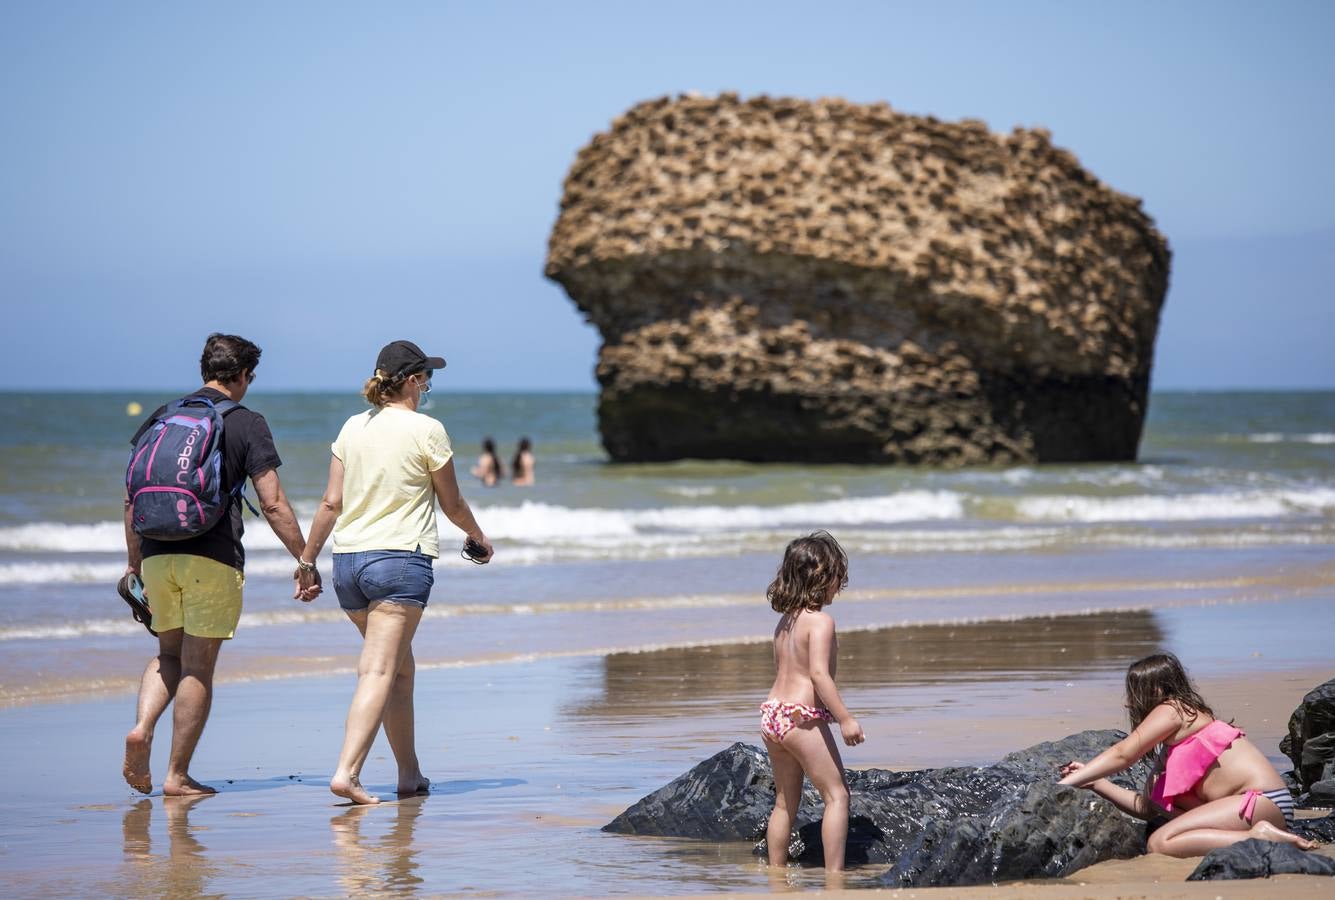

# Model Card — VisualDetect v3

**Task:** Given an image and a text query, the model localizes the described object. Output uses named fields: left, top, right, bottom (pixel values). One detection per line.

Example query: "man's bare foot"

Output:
left=162, top=774, right=217, bottom=797
left=1250, top=820, right=1316, bottom=850
left=396, top=773, right=429, bottom=795
left=123, top=728, right=153, bottom=794
left=331, top=773, right=380, bottom=805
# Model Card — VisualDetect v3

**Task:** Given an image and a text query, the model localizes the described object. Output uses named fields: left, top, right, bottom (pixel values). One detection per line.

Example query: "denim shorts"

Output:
left=333, top=548, right=435, bottom=611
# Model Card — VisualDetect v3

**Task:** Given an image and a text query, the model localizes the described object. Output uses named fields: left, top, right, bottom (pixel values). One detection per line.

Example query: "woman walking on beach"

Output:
left=760, top=531, right=865, bottom=873
left=1058, top=652, right=1314, bottom=857
left=296, top=340, right=493, bottom=805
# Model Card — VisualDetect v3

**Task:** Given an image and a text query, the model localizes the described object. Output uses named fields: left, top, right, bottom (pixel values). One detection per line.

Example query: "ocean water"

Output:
left=0, top=390, right=1332, bottom=701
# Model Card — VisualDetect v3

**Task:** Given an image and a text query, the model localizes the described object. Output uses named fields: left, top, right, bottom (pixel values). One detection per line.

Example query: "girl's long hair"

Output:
left=766, top=531, right=848, bottom=615
left=1126, top=652, right=1215, bottom=804
left=511, top=437, right=531, bottom=480
left=1124, top=652, right=1214, bottom=730
left=481, top=437, right=504, bottom=479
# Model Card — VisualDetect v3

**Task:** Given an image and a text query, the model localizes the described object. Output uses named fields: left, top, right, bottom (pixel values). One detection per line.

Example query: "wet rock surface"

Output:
left=1281, top=678, right=1335, bottom=806
left=604, top=730, right=1151, bottom=887
left=547, top=93, right=1170, bottom=465
left=1186, top=838, right=1335, bottom=880
left=1294, top=812, right=1335, bottom=844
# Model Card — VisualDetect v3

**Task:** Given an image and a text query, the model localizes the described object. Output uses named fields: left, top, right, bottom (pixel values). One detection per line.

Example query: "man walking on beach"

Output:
left=121, top=333, right=315, bottom=795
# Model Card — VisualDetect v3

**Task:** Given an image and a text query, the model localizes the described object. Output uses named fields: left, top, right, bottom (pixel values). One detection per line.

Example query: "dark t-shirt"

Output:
left=129, top=388, right=282, bottom=572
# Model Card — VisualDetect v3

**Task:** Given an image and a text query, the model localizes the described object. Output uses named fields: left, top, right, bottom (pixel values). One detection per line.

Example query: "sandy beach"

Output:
left=1, top=592, right=1330, bottom=897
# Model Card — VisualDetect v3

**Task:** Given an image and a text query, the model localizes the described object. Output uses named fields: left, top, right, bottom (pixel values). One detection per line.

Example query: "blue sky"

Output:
left=2, top=1, right=1332, bottom=390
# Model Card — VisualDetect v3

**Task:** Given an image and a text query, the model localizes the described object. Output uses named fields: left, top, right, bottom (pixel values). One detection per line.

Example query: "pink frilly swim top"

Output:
left=1150, top=719, right=1243, bottom=811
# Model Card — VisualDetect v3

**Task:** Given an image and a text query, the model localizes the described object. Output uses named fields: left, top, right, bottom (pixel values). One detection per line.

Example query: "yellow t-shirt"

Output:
left=330, top=408, right=454, bottom=557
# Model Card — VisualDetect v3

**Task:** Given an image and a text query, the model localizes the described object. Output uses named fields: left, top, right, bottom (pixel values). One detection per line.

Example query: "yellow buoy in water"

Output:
left=126, top=402, right=143, bottom=416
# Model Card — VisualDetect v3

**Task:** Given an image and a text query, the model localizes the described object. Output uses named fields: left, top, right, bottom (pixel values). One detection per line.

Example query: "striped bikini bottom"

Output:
left=1239, top=787, right=1296, bottom=828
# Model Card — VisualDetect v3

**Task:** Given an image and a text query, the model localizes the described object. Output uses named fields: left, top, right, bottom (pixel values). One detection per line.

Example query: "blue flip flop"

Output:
left=117, top=574, right=158, bottom=636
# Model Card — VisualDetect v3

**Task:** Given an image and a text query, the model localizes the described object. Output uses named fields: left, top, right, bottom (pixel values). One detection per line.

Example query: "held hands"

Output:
left=293, top=563, right=322, bottom=602
left=840, top=717, right=866, bottom=747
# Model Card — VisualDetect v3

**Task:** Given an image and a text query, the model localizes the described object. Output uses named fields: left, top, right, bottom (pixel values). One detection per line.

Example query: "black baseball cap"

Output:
left=376, top=340, right=447, bottom=379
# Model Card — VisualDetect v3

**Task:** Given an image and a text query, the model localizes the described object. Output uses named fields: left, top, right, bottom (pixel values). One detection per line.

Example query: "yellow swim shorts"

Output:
left=140, top=555, right=245, bottom=639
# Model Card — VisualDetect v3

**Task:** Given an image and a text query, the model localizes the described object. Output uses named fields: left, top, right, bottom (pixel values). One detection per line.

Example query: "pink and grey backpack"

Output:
left=125, top=395, right=253, bottom=540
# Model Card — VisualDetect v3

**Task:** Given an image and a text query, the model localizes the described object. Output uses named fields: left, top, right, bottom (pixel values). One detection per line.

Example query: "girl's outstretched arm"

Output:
left=1058, top=703, right=1181, bottom=787
left=1058, top=762, right=1157, bottom=820
left=807, top=614, right=865, bottom=746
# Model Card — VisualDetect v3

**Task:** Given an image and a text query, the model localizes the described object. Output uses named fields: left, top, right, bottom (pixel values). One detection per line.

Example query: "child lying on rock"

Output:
left=1058, top=652, right=1314, bottom=857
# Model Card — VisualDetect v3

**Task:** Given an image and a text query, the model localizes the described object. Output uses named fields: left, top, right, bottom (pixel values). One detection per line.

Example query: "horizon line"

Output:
left=1, top=385, right=1333, bottom=395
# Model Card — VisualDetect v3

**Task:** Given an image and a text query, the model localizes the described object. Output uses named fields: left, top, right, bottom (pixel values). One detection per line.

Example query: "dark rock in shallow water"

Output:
left=605, top=730, right=1151, bottom=887
left=1186, top=839, right=1335, bottom=880
left=603, top=742, right=799, bottom=841
left=1281, top=678, right=1335, bottom=792
left=883, top=779, right=1147, bottom=887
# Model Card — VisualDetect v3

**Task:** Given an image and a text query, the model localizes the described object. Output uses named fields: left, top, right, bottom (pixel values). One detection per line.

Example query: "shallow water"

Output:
left=3, top=543, right=1331, bottom=708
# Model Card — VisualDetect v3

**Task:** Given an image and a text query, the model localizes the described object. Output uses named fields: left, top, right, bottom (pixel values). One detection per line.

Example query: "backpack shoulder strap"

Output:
left=208, top=399, right=259, bottom=516
left=174, top=394, right=246, bottom=417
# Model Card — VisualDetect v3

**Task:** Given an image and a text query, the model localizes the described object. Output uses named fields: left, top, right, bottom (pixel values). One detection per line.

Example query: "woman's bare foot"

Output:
left=331, top=772, right=380, bottom=805
left=1250, top=820, right=1315, bottom=850
left=162, top=774, right=217, bottom=797
left=122, top=728, right=153, bottom=794
left=396, top=772, right=430, bottom=795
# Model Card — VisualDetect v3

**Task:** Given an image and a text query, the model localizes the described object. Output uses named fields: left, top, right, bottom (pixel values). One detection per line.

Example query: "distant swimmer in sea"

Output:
left=511, top=437, right=535, bottom=486
left=1058, top=652, right=1314, bottom=857
left=760, top=532, right=865, bottom=874
left=296, top=340, right=493, bottom=805
left=471, top=437, right=504, bottom=487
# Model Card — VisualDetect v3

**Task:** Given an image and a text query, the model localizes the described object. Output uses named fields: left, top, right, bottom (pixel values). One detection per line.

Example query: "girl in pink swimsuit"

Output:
left=1058, top=653, right=1314, bottom=857
left=760, top=531, right=866, bottom=874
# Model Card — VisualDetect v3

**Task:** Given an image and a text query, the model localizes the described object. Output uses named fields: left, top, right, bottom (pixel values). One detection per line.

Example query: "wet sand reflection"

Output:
left=330, top=798, right=426, bottom=896
left=567, top=609, right=1162, bottom=720
left=117, top=795, right=219, bottom=898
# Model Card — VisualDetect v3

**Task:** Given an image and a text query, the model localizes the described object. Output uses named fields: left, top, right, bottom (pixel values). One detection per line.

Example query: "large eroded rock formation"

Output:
left=546, top=94, right=1170, bottom=464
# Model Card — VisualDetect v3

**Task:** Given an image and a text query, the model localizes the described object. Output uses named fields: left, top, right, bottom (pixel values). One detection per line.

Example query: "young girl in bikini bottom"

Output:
left=760, top=531, right=866, bottom=872
left=1058, top=652, right=1314, bottom=857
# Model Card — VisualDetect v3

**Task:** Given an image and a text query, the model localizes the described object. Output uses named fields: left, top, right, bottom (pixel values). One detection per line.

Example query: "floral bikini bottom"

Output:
left=760, top=699, right=834, bottom=742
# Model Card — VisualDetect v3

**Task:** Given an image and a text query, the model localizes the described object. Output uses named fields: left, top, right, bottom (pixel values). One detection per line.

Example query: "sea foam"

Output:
left=1, top=487, right=1331, bottom=586
left=1015, top=488, right=1335, bottom=522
